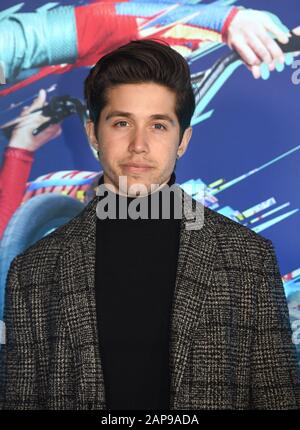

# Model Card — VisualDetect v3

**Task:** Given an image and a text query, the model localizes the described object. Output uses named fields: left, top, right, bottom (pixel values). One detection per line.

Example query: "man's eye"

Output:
left=153, top=123, right=167, bottom=130
left=113, top=121, right=166, bottom=130
left=114, top=121, right=128, bottom=127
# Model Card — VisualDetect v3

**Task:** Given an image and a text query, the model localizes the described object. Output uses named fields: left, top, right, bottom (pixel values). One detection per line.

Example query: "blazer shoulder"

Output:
left=203, top=204, right=272, bottom=256
left=9, top=197, right=96, bottom=283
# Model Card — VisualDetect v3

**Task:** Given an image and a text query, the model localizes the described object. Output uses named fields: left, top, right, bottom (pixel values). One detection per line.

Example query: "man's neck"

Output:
left=98, top=172, right=176, bottom=199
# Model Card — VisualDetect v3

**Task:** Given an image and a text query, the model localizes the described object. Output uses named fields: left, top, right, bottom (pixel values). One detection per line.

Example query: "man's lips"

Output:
left=121, top=163, right=153, bottom=172
left=122, top=163, right=153, bottom=168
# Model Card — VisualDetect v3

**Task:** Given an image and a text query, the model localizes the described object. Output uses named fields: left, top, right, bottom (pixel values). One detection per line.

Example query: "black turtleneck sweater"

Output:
left=95, top=171, right=181, bottom=410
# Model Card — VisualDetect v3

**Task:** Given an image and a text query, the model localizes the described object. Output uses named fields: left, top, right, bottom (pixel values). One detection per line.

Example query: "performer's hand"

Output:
left=224, top=9, right=291, bottom=79
left=2, top=89, right=62, bottom=152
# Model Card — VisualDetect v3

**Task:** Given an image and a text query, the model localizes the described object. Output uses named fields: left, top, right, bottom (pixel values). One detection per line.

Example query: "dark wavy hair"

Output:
left=84, top=38, right=195, bottom=144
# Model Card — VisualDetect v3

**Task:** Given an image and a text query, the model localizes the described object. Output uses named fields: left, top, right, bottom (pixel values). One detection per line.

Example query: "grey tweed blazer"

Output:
left=1, top=186, right=300, bottom=410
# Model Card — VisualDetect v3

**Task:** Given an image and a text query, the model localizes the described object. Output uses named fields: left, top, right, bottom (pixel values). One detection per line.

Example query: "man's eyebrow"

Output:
left=105, top=111, right=176, bottom=126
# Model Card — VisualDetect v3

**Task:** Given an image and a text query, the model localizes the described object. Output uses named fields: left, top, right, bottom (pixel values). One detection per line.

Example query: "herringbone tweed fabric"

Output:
left=1, top=186, right=299, bottom=410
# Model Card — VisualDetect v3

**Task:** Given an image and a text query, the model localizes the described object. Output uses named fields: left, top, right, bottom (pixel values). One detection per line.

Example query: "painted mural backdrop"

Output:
left=0, top=0, right=300, bottom=366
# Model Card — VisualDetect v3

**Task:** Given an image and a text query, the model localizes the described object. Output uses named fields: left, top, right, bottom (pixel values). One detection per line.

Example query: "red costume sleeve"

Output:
left=74, top=3, right=139, bottom=67
left=221, top=7, right=240, bottom=44
left=0, top=147, right=34, bottom=239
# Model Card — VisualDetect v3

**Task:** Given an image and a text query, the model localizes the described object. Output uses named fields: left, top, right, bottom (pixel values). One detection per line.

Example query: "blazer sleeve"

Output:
left=250, top=239, right=300, bottom=409
left=0, top=256, right=41, bottom=410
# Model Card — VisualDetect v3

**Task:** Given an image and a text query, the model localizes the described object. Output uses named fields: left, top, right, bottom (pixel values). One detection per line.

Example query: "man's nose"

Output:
left=128, top=128, right=149, bottom=153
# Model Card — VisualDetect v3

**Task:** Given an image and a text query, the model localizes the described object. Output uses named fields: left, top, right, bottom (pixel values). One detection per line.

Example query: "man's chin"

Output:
left=121, top=182, right=158, bottom=198
left=117, top=176, right=162, bottom=197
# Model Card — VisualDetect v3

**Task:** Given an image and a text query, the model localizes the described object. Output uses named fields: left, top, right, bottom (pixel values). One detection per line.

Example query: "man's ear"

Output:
left=177, top=126, right=193, bottom=159
left=85, top=119, right=99, bottom=152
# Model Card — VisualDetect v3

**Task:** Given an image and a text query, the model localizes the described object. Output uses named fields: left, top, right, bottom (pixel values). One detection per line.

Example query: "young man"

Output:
left=1, top=38, right=300, bottom=410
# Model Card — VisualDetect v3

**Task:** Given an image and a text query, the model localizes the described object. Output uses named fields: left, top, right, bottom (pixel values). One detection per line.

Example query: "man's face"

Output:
left=86, top=82, right=192, bottom=196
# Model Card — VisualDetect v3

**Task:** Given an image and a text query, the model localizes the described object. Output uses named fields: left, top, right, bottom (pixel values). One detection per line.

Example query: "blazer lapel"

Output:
left=59, top=188, right=217, bottom=410
left=58, top=196, right=106, bottom=409
left=168, top=191, right=217, bottom=409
